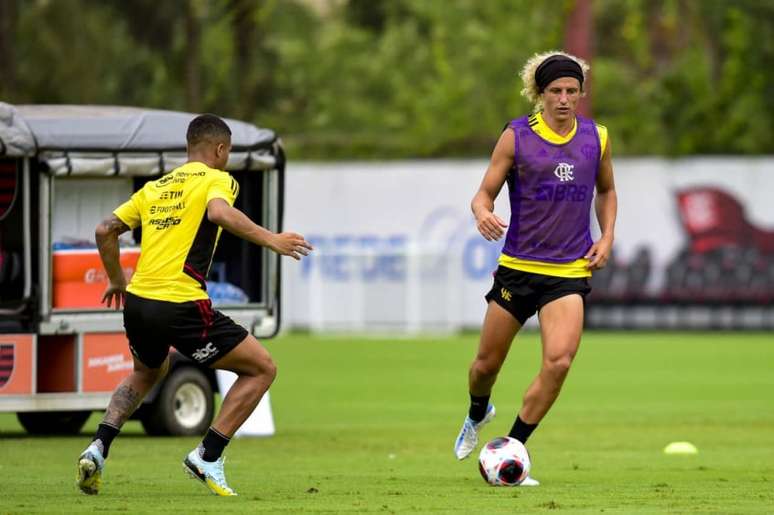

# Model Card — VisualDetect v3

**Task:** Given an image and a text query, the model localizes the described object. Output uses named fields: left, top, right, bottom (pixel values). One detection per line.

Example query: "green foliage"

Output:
left=12, top=0, right=171, bottom=107
left=1, top=0, right=773, bottom=158
left=594, top=0, right=774, bottom=155
left=266, top=0, right=562, bottom=158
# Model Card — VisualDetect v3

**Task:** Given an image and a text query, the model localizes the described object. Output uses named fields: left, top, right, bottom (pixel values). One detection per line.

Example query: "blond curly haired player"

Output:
left=454, top=51, right=617, bottom=486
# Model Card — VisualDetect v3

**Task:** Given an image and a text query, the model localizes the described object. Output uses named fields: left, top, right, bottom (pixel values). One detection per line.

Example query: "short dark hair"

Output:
left=186, top=114, right=232, bottom=147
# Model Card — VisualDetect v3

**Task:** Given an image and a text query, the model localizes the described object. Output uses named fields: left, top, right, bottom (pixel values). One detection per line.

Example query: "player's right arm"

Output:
left=471, top=128, right=514, bottom=241
left=206, top=199, right=313, bottom=260
left=96, top=192, right=141, bottom=309
left=95, top=214, right=132, bottom=309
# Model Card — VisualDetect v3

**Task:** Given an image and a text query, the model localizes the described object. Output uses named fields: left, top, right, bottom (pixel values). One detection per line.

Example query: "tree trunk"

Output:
left=564, top=0, right=593, bottom=117
left=231, top=0, right=257, bottom=118
left=646, top=0, right=673, bottom=74
left=185, top=0, right=202, bottom=111
left=0, top=0, right=17, bottom=97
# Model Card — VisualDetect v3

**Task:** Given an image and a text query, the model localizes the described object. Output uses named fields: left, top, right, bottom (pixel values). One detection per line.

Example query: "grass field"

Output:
left=1, top=331, right=772, bottom=513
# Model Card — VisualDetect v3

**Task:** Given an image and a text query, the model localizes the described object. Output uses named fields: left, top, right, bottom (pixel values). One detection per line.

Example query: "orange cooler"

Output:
left=52, top=248, right=140, bottom=309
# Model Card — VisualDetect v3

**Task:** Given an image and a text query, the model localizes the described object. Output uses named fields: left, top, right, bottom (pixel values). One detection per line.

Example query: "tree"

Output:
left=3, top=0, right=773, bottom=158
left=186, top=0, right=204, bottom=111
left=0, top=0, right=17, bottom=98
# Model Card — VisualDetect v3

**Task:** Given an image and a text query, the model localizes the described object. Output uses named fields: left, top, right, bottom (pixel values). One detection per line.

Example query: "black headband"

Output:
left=535, top=55, right=584, bottom=92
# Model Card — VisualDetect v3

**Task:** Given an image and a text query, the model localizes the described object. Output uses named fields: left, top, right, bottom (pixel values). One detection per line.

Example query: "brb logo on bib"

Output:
left=553, top=163, right=575, bottom=182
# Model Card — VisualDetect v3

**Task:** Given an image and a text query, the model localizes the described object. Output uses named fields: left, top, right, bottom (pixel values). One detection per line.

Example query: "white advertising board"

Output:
left=281, top=158, right=774, bottom=331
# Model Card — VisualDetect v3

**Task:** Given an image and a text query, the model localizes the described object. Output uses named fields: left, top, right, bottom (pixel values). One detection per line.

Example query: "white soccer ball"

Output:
left=478, top=436, right=531, bottom=486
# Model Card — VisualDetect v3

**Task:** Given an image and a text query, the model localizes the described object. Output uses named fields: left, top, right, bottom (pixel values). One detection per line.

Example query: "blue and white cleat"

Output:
left=454, top=404, right=496, bottom=460
left=183, top=448, right=238, bottom=496
left=77, top=442, right=105, bottom=495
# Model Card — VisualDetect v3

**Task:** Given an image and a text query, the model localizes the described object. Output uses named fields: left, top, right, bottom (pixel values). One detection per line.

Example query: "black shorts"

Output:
left=484, top=266, right=592, bottom=325
left=123, top=292, right=248, bottom=368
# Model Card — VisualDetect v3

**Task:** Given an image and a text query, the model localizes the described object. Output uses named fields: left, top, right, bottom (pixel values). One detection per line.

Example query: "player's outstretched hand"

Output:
left=585, top=236, right=613, bottom=270
left=102, top=282, right=127, bottom=310
left=270, top=232, right=314, bottom=260
left=476, top=212, right=508, bottom=241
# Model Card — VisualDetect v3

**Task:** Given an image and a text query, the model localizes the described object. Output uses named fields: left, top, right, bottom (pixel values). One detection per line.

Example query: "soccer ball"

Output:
left=478, top=436, right=531, bottom=486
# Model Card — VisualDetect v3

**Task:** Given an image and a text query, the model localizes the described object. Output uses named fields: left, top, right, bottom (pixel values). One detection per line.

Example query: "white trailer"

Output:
left=0, top=103, right=284, bottom=435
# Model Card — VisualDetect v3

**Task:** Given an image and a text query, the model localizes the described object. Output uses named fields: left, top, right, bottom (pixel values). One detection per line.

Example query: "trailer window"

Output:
left=50, top=178, right=136, bottom=310
left=210, top=170, right=265, bottom=305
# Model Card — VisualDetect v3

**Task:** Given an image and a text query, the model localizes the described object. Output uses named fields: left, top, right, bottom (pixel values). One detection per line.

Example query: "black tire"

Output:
left=16, top=411, right=92, bottom=435
left=140, top=366, right=214, bottom=436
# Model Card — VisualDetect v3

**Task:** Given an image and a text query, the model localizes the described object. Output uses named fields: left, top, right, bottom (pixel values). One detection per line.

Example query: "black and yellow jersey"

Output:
left=499, top=112, right=608, bottom=278
left=114, top=162, right=239, bottom=302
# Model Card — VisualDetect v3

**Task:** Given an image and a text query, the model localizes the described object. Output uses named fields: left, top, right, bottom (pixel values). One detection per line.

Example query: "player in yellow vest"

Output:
left=77, top=114, right=313, bottom=496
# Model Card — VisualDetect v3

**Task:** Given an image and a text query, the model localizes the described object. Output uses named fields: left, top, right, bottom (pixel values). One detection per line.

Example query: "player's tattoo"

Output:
left=102, top=383, right=142, bottom=427
left=98, top=215, right=131, bottom=236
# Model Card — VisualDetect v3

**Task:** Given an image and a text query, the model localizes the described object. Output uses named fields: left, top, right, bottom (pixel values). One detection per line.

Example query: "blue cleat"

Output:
left=454, top=404, right=496, bottom=460
left=77, top=442, right=105, bottom=495
left=183, top=447, right=237, bottom=496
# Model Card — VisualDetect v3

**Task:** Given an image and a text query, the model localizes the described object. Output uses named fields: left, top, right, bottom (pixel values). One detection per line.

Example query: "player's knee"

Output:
left=134, top=361, right=167, bottom=385
left=244, top=353, right=276, bottom=381
left=543, top=354, right=573, bottom=378
left=472, top=356, right=502, bottom=378
left=262, top=355, right=277, bottom=383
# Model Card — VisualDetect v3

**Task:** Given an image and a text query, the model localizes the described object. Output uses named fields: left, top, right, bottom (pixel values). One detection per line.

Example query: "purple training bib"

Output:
left=501, top=115, right=600, bottom=262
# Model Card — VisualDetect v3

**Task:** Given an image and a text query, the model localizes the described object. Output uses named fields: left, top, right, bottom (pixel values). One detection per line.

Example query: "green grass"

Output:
left=1, top=332, right=773, bottom=513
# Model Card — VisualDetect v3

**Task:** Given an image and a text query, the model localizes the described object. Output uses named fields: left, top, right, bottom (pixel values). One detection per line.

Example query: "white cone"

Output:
left=663, top=441, right=697, bottom=455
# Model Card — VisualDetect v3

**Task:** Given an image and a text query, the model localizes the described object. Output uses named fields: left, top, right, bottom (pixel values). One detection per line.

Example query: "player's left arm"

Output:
left=585, top=137, right=617, bottom=270
left=95, top=214, right=132, bottom=309
left=206, top=173, right=313, bottom=260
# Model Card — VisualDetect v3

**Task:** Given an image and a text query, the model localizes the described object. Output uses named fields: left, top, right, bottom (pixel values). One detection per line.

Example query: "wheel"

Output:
left=17, top=411, right=92, bottom=435
left=140, top=366, right=214, bottom=436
